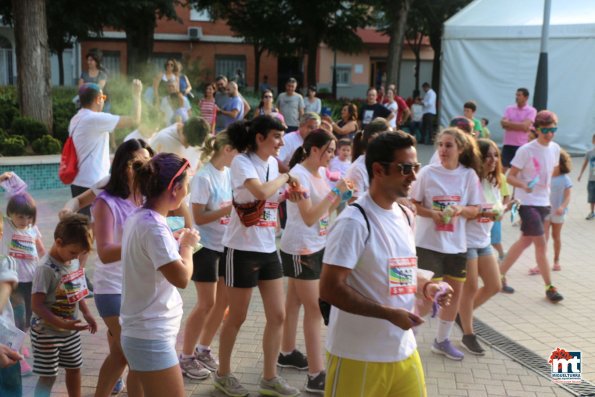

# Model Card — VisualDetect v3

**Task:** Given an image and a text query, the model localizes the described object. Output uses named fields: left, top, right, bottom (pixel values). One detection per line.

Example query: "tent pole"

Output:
left=534, top=0, right=551, bottom=111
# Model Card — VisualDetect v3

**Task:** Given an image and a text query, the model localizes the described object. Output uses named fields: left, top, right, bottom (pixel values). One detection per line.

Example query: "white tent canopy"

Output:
left=441, top=0, right=595, bottom=153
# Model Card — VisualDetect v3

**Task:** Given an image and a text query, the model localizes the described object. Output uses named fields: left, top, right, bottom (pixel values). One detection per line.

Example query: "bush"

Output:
left=10, top=116, right=49, bottom=142
left=0, top=101, right=19, bottom=130
left=32, top=134, right=62, bottom=155
left=0, top=135, right=28, bottom=156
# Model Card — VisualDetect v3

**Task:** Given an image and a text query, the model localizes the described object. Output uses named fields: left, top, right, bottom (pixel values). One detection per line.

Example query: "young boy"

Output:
left=577, top=133, right=595, bottom=219
left=463, top=101, right=483, bottom=138
left=30, top=214, right=97, bottom=397
left=499, top=110, right=564, bottom=302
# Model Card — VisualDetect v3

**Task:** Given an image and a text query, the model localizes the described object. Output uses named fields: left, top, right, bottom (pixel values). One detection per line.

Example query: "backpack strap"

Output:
left=350, top=203, right=370, bottom=243
left=397, top=203, right=412, bottom=226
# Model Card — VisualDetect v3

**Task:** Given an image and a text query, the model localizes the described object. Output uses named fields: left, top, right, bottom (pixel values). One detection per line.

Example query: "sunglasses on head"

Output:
left=380, top=162, right=421, bottom=176
left=538, top=127, right=557, bottom=134
left=167, top=159, right=191, bottom=191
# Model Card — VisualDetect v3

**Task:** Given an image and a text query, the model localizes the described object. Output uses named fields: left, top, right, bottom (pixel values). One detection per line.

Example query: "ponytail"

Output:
left=201, top=131, right=232, bottom=163
left=352, top=131, right=364, bottom=161
left=352, top=117, right=390, bottom=161
left=227, top=115, right=285, bottom=153
left=288, top=129, right=335, bottom=169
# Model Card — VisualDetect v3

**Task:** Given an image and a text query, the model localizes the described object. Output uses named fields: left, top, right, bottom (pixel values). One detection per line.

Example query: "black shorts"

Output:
left=417, top=247, right=467, bottom=282
left=280, top=249, right=324, bottom=280
left=222, top=248, right=283, bottom=288
left=191, top=247, right=224, bottom=282
left=519, top=205, right=550, bottom=236
left=501, top=145, right=519, bottom=168
left=588, top=180, right=595, bottom=203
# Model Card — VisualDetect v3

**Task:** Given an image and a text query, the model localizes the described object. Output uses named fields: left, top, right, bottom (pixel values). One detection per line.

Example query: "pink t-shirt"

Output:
left=502, top=104, right=537, bottom=146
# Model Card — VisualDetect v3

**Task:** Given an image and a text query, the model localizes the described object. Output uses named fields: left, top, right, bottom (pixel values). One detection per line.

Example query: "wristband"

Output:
left=340, top=189, right=353, bottom=203
left=326, top=190, right=339, bottom=203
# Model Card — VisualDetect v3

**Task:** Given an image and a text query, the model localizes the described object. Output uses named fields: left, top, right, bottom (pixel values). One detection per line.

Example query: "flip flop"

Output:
left=553, top=263, right=561, bottom=271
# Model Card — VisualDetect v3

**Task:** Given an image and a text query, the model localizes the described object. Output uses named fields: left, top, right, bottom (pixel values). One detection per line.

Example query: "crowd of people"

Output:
left=0, top=74, right=592, bottom=397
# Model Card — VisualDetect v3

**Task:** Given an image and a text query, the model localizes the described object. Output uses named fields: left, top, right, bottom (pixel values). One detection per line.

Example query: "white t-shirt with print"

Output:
left=322, top=193, right=417, bottom=363
left=120, top=208, right=183, bottom=340
left=222, top=153, right=280, bottom=253
left=0, top=217, right=42, bottom=283
left=190, top=162, right=232, bottom=252
left=70, top=108, right=120, bottom=187
left=280, top=164, right=331, bottom=255
left=278, top=131, right=304, bottom=167
left=466, top=180, right=501, bottom=249
left=346, top=155, right=369, bottom=199
left=510, top=140, right=560, bottom=206
left=411, top=163, right=481, bottom=254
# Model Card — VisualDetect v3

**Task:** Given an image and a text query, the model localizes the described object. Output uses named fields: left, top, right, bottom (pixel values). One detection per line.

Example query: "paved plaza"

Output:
left=11, top=144, right=594, bottom=396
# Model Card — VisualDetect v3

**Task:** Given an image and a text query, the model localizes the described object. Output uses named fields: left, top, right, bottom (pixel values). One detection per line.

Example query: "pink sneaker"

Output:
left=553, top=263, right=561, bottom=271
left=528, top=267, right=540, bottom=275
left=20, top=359, right=33, bottom=375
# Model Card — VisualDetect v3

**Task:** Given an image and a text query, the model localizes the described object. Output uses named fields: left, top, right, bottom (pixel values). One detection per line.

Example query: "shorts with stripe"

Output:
left=325, top=350, right=426, bottom=397
left=222, top=248, right=283, bottom=288
left=280, top=249, right=324, bottom=280
left=30, top=329, right=82, bottom=376
left=416, top=247, right=467, bottom=282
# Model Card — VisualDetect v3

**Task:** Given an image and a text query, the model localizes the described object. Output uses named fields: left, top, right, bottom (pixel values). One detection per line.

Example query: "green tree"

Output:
left=104, top=0, right=181, bottom=77
left=411, top=0, right=472, bottom=93
left=190, top=0, right=291, bottom=91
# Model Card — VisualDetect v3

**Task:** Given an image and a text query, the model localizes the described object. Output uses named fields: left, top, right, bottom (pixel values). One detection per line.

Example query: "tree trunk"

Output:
left=124, top=13, right=156, bottom=78
left=428, top=29, right=442, bottom=94
left=386, top=0, right=411, bottom=89
left=253, top=45, right=263, bottom=93
left=57, top=49, right=64, bottom=86
left=306, top=43, right=317, bottom=88
left=12, top=0, right=53, bottom=132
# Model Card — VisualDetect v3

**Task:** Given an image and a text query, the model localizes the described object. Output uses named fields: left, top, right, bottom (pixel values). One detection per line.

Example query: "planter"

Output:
left=0, top=155, right=65, bottom=191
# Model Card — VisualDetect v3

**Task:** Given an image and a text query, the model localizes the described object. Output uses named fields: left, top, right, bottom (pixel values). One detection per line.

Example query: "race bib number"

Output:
left=478, top=204, right=493, bottom=223
left=319, top=215, right=329, bottom=236
left=388, top=257, right=417, bottom=296
left=8, top=233, right=36, bottom=261
left=432, top=195, right=461, bottom=232
left=219, top=200, right=231, bottom=225
left=61, top=269, right=89, bottom=303
left=257, top=202, right=279, bottom=227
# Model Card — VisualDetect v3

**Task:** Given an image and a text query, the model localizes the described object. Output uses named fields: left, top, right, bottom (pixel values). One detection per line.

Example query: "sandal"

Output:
left=528, top=267, right=540, bottom=275
left=553, top=263, right=561, bottom=271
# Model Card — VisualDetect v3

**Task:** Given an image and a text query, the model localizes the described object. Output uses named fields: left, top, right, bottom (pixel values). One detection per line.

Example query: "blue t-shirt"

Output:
left=222, top=96, right=243, bottom=128
left=550, top=174, right=572, bottom=212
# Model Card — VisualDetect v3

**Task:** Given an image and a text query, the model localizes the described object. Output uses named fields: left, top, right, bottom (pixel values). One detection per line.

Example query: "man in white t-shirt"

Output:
left=320, top=131, right=452, bottom=397
left=420, top=82, right=436, bottom=145
left=69, top=81, right=142, bottom=216
left=499, top=110, right=564, bottom=303
left=277, top=112, right=321, bottom=173
left=150, top=117, right=210, bottom=170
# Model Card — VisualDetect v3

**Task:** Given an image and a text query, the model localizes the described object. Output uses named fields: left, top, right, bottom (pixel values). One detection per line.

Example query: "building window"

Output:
left=0, top=36, right=13, bottom=85
left=336, top=65, right=351, bottom=86
left=102, top=51, right=121, bottom=79
left=190, top=9, right=211, bottom=21
left=215, top=56, right=246, bottom=83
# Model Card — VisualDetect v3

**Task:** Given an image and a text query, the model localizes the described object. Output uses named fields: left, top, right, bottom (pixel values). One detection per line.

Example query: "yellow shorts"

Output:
left=325, top=350, right=426, bottom=397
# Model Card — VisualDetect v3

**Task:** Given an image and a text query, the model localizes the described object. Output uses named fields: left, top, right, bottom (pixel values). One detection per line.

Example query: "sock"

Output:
left=308, top=371, right=321, bottom=379
left=181, top=353, right=194, bottom=360
left=281, top=350, right=293, bottom=356
left=546, top=284, right=554, bottom=290
left=196, top=344, right=209, bottom=352
left=436, top=319, right=454, bottom=343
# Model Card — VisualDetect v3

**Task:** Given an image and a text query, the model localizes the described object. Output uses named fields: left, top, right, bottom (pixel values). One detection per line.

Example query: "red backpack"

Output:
left=58, top=135, right=78, bottom=184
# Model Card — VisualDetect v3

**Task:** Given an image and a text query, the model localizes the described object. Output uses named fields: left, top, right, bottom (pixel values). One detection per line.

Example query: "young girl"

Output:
left=458, top=139, right=505, bottom=355
left=199, top=83, right=217, bottom=135
left=279, top=130, right=351, bottom=393
left=411, top=127, right=481, bottom=361
left=119, top=153, right=199, bottom=397
left=1, top=192, right=46, bottom=374
left=30, top=214, right=97, bottom=397
left=180, top=131, right=237, bottom=377
left=528, top=149, right=572, bottom=274
left=92, top=139, right=153, bottom=397
left=215, top=115, right=301, bottom=397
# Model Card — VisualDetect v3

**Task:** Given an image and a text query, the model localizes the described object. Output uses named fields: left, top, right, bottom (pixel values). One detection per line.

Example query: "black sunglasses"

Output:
left=379, top=161, right=421, bottom=176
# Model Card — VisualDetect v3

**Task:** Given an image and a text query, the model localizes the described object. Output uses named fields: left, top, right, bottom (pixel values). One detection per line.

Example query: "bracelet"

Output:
left=326, top=190, right=339, bottom=203
left=422, top=281, right=435, bottom=301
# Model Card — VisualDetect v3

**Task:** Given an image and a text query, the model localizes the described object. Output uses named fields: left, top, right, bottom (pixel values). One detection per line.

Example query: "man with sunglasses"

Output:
left=69, top=81, right=142, bottom=217
left=499, top=110, right=564, bottom=303
left=500, top=88, right=537, bottom=171
left=320, top=131, right=452, bottom=397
